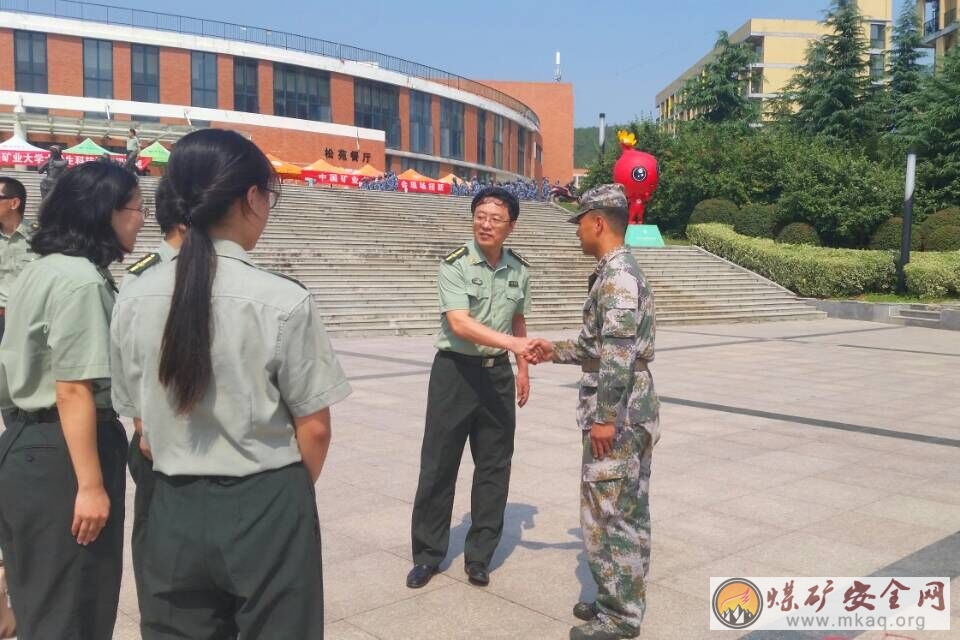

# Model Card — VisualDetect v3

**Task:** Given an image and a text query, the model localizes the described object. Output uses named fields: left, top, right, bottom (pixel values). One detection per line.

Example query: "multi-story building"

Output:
left=656, top=0, right=893, bottom=126
left=919, top=0, right=959, bottom=60
left=1, top=1, right=575, bottom=182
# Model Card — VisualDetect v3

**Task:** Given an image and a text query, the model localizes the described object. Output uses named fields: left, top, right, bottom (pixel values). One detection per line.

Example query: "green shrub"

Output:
left=734, top=203, right=779, bottom=238
left=688, top=198, right=739, bottom=226
left=868, top=217, right=922, bottom=251
left=924, top=225, right=960, bottom=251
left=904, top=251, right=960, bottom=297
left=919, top=208, right=960, bottom=247
left=777, top=222, right=821, bottom=246
left=687, top=223, right=896, bottom=297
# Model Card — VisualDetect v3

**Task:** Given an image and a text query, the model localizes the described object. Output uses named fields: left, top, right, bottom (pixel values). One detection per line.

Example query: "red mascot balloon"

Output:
left=612, top=130, right=659, bottom=225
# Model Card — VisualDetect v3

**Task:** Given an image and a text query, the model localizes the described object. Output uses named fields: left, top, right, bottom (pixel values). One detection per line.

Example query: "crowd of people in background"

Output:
left=360, top=173, right=573, bottom=202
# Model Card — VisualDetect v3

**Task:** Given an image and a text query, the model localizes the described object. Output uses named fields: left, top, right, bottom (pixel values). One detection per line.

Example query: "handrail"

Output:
left=1, top=0, right=540, bottom=128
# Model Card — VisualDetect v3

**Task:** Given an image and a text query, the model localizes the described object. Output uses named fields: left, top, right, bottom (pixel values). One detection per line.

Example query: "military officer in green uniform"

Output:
left=407, top=186, right=537, bottom=590
left=530, top=184, right=659, bottom=640
left=0, top=176, right=33, bottom=342
left=118, top=175, right=186, bottom=607
left=111, top=129, right=349, bottom=639
left=0, top=162, right=145, bottom=639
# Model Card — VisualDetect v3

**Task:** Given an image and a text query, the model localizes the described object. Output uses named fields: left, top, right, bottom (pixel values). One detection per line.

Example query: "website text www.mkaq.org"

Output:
left=786, top=612, right=928, bottom=631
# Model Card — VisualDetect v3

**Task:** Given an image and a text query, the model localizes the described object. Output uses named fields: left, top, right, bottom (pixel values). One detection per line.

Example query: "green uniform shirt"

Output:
left=0, top=221, right=36, bottom=307
left=434, top=239, right=531, bottom=357
left=0, top=254, right=117, bottom=410
left=119, top=240, right=178, bottom=290
left=110, top=238, right=352, bottom=477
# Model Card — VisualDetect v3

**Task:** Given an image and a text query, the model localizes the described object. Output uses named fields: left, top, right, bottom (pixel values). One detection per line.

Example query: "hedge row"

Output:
left=686, top=223, right=896, bottom=297
left=904, top=252, right=960, bottom=297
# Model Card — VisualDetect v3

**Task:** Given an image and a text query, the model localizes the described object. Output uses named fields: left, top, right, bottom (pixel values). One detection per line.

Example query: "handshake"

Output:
left=509, top=337, right=554, bottom=364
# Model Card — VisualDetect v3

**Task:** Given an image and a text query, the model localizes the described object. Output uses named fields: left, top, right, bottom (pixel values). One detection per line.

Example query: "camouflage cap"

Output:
left=567, top=183, right=629, bottom=224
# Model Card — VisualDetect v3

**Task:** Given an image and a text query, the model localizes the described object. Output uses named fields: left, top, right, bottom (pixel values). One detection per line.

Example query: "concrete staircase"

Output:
left=3, top=171, right=824, bottom=335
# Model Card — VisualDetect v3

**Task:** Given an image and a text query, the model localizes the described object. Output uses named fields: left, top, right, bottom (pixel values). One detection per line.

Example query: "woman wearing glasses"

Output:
left=110, top=128, right=350, bottom=639
left=0, top=161, right=144, bottom=639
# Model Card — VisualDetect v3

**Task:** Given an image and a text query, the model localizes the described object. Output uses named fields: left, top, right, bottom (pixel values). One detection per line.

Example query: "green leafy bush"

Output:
left=904, top=251, right=960, bottom=297
left=868, top=217, right=921, bottom=250
left=924, top=225, right=960, bottom=251
left=919, top=207, right=960, bottom=247
left=687, top=223, right=896, bottom=297
left=734, top=203, right=780, bottom=238
left=688, top=198, right=739, bottom=226
left=777, top=222, right=822, bottom=246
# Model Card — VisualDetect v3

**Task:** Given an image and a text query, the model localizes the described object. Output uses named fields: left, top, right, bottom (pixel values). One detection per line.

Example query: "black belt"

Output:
left=438, top=350, right=511, bottom=368
left=20, top=407, right=119, bottom=424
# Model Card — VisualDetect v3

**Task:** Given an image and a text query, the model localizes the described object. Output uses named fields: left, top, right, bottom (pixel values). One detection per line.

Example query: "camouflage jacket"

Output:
left=552, top=246, right=659, bottom=435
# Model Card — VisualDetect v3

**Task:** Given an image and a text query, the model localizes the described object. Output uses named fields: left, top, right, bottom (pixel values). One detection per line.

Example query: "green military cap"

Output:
left=567, top=183, right=629, bottom=225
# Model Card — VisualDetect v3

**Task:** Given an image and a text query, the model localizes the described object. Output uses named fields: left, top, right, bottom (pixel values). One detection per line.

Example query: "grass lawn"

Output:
left=840, top=293, right=960, bottom=305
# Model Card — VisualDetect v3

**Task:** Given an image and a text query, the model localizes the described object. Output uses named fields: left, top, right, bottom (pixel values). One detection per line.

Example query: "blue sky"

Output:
left=128, top=0, right=886, bottom=126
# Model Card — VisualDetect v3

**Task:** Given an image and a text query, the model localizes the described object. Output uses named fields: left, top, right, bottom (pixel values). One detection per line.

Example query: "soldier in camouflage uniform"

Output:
left=532, top=184, right=659, bottom=640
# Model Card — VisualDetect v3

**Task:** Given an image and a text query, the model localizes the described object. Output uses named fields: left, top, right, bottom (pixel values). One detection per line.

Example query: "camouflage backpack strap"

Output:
left=443, top=245, right=469, bottom=264
left=126, top=252, right=161, bottom=276
left=508, top=248, right=530, bottom=267
left=266, top=269, right=308, bottom=291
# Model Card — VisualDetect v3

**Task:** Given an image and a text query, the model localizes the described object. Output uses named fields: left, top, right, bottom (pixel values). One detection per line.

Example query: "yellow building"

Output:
left=918, top=0, right=959, bottom=59
left=656, top=0, right=893, bottom=126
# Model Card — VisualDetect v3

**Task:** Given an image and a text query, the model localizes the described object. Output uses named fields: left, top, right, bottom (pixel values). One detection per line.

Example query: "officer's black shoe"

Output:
left=572, top=601, right=599, bottom=621
left=406, top=564, right=437, bottom=589
left=464, top=561, right=490, bottom=586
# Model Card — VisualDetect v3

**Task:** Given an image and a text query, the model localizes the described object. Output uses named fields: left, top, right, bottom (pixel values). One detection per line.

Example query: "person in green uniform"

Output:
left=0, top=176, right=33, bottom=342
left=110, top=128, right=351, bottom=640
left=407, top=186, right=537, bottom=590
left=118, top=175, right=186, bottom=607
left=0, top=161, right=145, bottom=639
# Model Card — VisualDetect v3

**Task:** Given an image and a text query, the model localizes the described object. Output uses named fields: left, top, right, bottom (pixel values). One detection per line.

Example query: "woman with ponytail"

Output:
left=110, top=128, right=350, bottom=639
left=0, top=161, right=144, bottom=639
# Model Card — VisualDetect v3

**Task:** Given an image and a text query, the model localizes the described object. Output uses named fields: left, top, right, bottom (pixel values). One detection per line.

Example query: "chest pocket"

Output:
left=504, top=286, right=524, bottom=312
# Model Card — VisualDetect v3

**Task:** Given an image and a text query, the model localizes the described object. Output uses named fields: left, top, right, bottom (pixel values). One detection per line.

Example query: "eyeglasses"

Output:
left=266, top=187, right=280, bottom=209
left=473, top=213, right=510, bottom=226
left=123, top=204, right=151, bottom=219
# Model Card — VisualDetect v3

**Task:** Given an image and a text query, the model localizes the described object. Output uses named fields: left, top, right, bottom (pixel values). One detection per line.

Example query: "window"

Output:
left=14, top=31, right=47, bottom=94
left=191, top=51, right=218, bottom=108
left=409, top=91, right=433, bottom=154
left=870, top=23, right=886, bottom=50
left=83, top=39, right=112, bottom=100
left=354, top=80, right=400, bottom=148
left=517, top=127, right=526, bottom=175
left=234, top=57, right=259, bottom=113
left=273, top=63, right=331, bottom=121
left=492, top=114, right=504, bottom=169
left=400, top=157, right=439, bottom=179
left=131, top=44, right=159, bottom=122
left=869, top=53, right=886, bottom=81
left=440, top=99, right=464, bottom=160
left=750, top=68, right=763, bottom=94
left=476, top=109, right=486, bottom=166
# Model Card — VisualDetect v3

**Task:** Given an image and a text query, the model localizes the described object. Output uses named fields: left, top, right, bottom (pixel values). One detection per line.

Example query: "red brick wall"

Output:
left=217, top=54, right=233, bottom=111
left=258, top=60, right=273, bottom=116
left=159, top=47, right=190, bottom=106
left=113, top=41, right=131, bottom=101
left=480, top=81, right=574, bottom=183
left=0, top=30, right=13, bottom=91
left=329, top=73, right=354, bottom=126
left=430, top=94, right=441, bottom=157
left=464, top=105, right=478, bottom=165
left=47, top=34, right=82, bottom=118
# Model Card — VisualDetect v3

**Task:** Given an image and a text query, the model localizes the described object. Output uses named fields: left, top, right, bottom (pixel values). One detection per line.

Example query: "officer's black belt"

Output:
left=19, top=406, right=119, bottom=424
left=438, top=350, right=510, bottom=368
left=580, top=359, right=649, bottom=374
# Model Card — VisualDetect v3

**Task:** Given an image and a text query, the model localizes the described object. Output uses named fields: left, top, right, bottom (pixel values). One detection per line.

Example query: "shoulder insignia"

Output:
left=126, top=252, right=161, bottom=275
left=443, top=245, right=469, bottom=264
left=509, top=248, right=530, bottom=267
left=267, top=270, right=308, bottom=291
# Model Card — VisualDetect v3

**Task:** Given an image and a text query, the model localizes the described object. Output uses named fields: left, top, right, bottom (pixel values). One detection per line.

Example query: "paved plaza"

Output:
left=104, top=319, right=959, bottom=639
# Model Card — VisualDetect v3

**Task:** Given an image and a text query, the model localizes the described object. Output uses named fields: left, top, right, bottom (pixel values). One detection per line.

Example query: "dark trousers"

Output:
left=411, top=351, right=516, bottom=568
left=128, top=431, right=155, bottom=603
left=139, top=462, right=324, bottom=640
left=0, top=316, right=13, bottom=428
left=0, top=414, right=127, bottom=640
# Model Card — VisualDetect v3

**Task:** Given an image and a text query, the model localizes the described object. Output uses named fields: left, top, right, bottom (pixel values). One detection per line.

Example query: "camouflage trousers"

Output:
left=580, top=420, right=656, bottom=634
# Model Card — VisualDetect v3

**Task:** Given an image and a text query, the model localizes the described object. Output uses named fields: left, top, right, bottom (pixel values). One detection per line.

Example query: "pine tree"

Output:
left=682, top=31, right=759, bottom=124
left=889, top=0, right=927, bottom=130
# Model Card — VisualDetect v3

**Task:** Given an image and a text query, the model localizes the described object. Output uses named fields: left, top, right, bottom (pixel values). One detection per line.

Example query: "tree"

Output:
left=889, top=0, right=927, bottom=131
left=779, top=0, right=877, bottom=141
left=682, top=31, right=759, bottom=124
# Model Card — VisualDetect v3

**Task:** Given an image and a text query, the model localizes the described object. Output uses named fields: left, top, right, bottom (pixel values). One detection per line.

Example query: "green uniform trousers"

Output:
left=139, top=462, right=324, bottom=640
left=411, top=350, right=516, bottom=568
left=128, top=431, right=154, bottom=604
left=581, top=423, right=655, bottom=635
left=0, top=412, right=127, bottom=640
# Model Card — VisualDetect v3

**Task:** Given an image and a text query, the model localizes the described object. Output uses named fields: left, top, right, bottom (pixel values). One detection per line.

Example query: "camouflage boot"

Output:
left=569, top=619, right=639, bottom=640
left=572, top=601, right=598, bottom=621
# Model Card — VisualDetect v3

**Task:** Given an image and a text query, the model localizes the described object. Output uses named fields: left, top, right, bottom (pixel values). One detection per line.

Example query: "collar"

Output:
left=158, top=239, right=179, bottom=262
left=1, top=220, right=30, bottom=240
left=469, top=239, right=514, bottom=270
left=212, top=238, right=254, bottom=265
left=594, top=245, right=629, bottom=275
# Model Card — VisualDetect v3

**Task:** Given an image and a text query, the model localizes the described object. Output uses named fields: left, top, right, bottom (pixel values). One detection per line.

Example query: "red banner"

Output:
left=399, top=179, right=450, bottom=195
left=0, top=150, right=151, bottom=170
left=303, top=170, right=361, bottom=188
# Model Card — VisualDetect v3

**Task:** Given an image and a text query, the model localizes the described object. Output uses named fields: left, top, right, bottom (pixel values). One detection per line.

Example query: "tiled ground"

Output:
left=44, top=319, right=960, bottom=638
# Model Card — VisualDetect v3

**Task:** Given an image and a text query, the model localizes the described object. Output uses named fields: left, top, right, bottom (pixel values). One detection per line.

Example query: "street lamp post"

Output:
left=897, top=147, right=917, bottom=294
left=598, top=112, right=606, bottom=162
